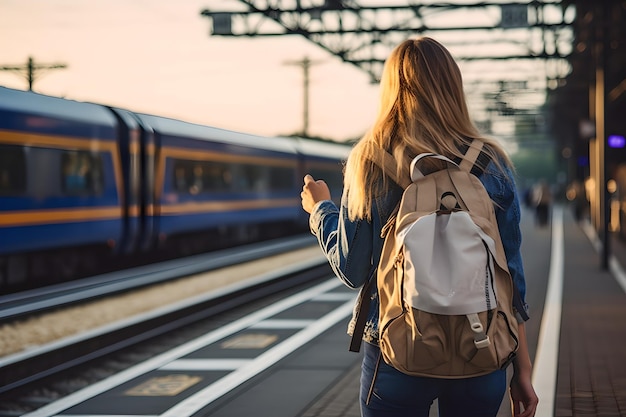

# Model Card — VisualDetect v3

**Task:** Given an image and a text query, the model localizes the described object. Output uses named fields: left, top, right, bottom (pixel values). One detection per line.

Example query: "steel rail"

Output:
left=0, top=234, right=316, bottom=321
left=0, top=255, right=331, bottom=396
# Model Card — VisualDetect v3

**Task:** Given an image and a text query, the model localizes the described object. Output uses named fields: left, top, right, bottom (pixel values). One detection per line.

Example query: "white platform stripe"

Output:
left=609, top=256, right=626, bottom=294
left=250, top=319, right=314, bottom=328
left=532, top=205, right=563, bottom=417
left=160, top=359, right=252, bottom=371
left=312, top=292, right=356, bottom=301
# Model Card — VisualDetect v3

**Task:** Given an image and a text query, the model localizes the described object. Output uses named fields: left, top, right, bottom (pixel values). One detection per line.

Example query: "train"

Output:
left=0, top=86, right=350, bottom=294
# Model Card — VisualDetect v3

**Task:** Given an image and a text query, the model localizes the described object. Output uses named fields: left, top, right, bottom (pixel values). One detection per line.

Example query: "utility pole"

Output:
left=284, top=56, right=323, bottom=137
left=593, top=2, right=610, bottom=269
left=0, top=56, right=67, bottom=91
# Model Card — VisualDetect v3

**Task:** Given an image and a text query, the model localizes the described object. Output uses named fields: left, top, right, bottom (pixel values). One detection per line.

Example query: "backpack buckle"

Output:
left=467, top=313, right=491, bottom=349
left=474, top=336, right=491, bottom=349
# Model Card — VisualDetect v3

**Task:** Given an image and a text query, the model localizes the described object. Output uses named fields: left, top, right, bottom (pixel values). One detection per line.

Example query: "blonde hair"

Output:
left=344, top=37, right=512, bottom=221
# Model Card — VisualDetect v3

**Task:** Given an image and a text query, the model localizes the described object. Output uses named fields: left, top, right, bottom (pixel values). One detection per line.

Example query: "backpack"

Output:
left=353, top=141, right=519, bottom=378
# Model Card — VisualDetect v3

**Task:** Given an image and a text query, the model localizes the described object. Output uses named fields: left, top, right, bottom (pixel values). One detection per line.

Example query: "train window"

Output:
left=188, top=164, right=207, bottom=195
left=237, top=164, right=266, bottom=193
left=269, top=166, right=296, bottom=192
left=207, top=162, right=233, bottom=192
left=0, top=145, right=26, bottom=194
left=173, top=159, right=234, bottom=194
left=172, top=159, right=295, bottom=195
left=61, top=151, right=104, bottom=195
left=174, top=163, right=190, bottom=193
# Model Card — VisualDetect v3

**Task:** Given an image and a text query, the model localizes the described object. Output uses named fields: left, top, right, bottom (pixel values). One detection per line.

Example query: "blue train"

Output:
left=0, top=87, right=350, bottom=293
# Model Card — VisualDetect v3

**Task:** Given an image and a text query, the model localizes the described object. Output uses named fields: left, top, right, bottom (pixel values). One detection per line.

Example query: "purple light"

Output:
left=608, top=135, right=626, bottom=148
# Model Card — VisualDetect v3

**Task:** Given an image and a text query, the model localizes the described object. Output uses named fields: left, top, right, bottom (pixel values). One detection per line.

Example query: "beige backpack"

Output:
left=370, top=142, right=519, bottom=378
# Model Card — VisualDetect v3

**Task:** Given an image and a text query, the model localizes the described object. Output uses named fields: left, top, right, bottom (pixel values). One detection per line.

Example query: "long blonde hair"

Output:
left=344, top=37, right=512, bottom=221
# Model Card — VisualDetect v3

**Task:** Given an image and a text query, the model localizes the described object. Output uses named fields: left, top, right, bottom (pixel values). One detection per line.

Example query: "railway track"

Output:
left=0, top=235, right=316, bottom=321
left=0, top=239, right=330, bottom=414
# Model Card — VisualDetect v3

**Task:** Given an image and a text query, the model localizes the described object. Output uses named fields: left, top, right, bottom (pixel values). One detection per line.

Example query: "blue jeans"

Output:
left=360, top=342, right=507, bottom=417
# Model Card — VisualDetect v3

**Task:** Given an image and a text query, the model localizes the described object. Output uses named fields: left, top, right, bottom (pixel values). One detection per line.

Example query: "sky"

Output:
left=0, top=1, right=568, bottom=143
left=0, top=0, right=383, bottom=141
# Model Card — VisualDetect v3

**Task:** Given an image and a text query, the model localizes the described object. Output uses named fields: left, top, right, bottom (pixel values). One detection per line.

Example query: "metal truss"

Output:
left=200, top=1, right=574, bottom=83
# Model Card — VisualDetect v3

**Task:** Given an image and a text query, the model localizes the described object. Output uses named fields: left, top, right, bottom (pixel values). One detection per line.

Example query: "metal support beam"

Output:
left=200, top=1, right=574, bottom=83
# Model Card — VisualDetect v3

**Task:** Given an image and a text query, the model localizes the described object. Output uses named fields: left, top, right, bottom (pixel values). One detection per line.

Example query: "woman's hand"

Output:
left=510, top=323, right=539, bottom=416
left=301, top=174, right=331, bottom=213
left=510, top=369, right=538, bottom=417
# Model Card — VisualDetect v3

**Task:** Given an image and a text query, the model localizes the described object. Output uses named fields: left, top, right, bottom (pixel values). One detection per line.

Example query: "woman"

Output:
left=300, top=37, right=538, bottom=417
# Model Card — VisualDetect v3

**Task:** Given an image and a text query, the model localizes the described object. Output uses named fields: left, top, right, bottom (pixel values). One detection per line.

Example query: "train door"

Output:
left=133, top=116, right=159, bottom=251
left=108, top=107, right=142, bottom=254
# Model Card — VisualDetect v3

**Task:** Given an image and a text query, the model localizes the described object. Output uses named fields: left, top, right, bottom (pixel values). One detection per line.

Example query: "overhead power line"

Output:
left=0, top=56, right=67, bottom=91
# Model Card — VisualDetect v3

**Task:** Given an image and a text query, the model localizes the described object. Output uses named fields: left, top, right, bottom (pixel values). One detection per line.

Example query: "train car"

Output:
left=0, top=87, right=128, bottom=290
left=135, top=113, right=305, bottom=254
left=0, top=87, right=351, bottom=293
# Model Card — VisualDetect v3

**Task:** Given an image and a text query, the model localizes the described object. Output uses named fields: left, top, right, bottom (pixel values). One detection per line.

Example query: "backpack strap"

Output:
left=457, top=140, right=491, bottom=177
left=369, top=140, right=489, bottom=186
left=460, top=140, right=483, bottom=171
left=349, top=275, right=375, bottom=352
left=457, top=141, right=530, bottom=322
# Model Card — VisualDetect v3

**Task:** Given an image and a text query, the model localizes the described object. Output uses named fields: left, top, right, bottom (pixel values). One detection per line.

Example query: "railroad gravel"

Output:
left=0, top=246, right=324, bottom=358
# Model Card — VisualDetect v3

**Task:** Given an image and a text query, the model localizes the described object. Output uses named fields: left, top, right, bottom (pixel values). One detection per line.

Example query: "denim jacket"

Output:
left=308, top=159, right=530, bottom=345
